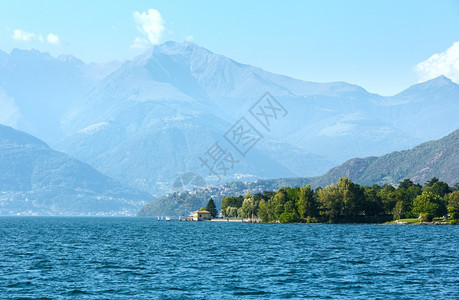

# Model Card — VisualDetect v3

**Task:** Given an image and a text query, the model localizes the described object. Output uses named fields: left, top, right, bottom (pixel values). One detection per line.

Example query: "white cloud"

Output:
left=11, top=29, right=60, bottom=45
left=46, top=33, right=60, bottom=44
left=12, top=29, right=36, bottom=41
left=185, top=35, right=194, bottom=42
left=416, top=42, right=459, bottom=83
left=132, top=9, right=164, bottom=48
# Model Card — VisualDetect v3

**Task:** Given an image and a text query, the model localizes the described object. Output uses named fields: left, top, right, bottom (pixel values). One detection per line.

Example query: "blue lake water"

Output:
left=0, top=217, right=458, bottom=299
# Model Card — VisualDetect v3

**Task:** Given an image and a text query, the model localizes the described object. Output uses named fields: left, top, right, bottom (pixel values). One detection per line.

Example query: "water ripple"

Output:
left=0, top=217, right=458, bottom=299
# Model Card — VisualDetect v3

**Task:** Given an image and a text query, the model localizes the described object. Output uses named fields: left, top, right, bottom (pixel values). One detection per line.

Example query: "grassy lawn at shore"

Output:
left=386, top=218, right=457, bottom=225
left=386, top=218, right=421, bottom=224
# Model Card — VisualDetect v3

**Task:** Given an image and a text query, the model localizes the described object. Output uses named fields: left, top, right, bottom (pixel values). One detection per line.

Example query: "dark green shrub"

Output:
left=279, top=212, right=299, bottom=223
left=420, top=213, right=433, bottom=222
left=307, top=217, right=319, bottom=223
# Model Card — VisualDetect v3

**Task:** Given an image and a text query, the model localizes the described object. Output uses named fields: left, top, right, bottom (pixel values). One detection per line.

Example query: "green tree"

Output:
left=412, top=191, right=447, bottom=221
left=399, top=179, right=420, bottom=189
left=269, top=188, right=289, bottom=219
left=206, top=198, right=218, bottom=218
left=363, top=185, right=384, bottom=217
left=279, top=211, right=300, bottom=223
left=257, top=199, right=269, bottom=223
left=337, top=178, right=364, bottom=218
left=317, top=183, right=342, bottom=222
left=263, top=191, right=276, bottom=200
left=221, top=195, right=243, bottom=216
left=445, top=191, right=459, bottom=219
left=392, top=201, right=404, bottom=220
left=296, top=185, right=317, bottom=219
left=317, top=178, right=371, bottom=222
left=393, top=182, right=422, bottom=218
left=379, top=184, right=397, bottom=214
left=241, top=197, right=258, bottom=219
left=225, top=206, right=238, bottom=217
left=425, top=177, right=439, bottom=187
left=424, top=181, right=451, bottom=197
left=244, top=189, right=251, bottom=199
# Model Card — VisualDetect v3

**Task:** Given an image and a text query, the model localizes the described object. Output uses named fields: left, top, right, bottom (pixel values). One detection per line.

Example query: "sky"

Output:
left=0, top=0, right=458, bottom=96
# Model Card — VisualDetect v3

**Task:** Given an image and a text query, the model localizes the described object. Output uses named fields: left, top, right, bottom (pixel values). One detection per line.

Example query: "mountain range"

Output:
left=139, top=128, right=459, bottom=217
left=0, top=125, right=152, bottom=215
left=312, top=129, right=459, bottom=187
left=1, top=41, right=458, bottom=203
left=0, top=48, right=119, bottom=141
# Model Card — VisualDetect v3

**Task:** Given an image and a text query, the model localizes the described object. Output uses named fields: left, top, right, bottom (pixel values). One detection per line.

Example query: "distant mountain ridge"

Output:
left=313, top=128, right=459, bottom=187
left=138, top=128, right=459, bottom=217
left=1, top=42, right=458, bottom=197
left=0, top=125, right=152, bottom=215
left=137, top=177, right=312, bottom=217
left=0, top=48, right=120, bottom=141
left=55, top=42, right=340, bottom=195
left=51, top=42, right=459, bottom=196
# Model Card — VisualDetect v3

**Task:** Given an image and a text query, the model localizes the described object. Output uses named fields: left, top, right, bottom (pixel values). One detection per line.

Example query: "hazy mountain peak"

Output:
left=154, top=40, right=201, bottom=54
left=57, top=54, right=85, bottom=65
left=132, top=41, right=200, bottom=61
left=121, top=41, right=371, bottom=102
left=386, top=75, right=458, bottom=107
left=401, top=75, right=456, bottom=93
left=420, top=75, right=454, bottom=87
left=10, top=48, right=53, bottom=61
left=0, top=125, right=152, bottom=215
left=0, top=124, right=48, bottom=148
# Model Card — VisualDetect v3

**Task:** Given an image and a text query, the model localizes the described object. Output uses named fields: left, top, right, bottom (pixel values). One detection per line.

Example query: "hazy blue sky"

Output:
left=1, top=0, right=458, bottom=95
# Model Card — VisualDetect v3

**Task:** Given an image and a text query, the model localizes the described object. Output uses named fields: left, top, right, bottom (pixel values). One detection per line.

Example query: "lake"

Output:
left=0, top=217, right=458, bottom=299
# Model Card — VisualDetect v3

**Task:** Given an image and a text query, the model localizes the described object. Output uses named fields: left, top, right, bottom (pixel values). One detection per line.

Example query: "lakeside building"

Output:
left=193, top=210, right=211, bottom=221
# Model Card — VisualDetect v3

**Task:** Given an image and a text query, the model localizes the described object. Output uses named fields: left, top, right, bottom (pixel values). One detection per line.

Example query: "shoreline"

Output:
left=200, top=218, right=458, bottom=225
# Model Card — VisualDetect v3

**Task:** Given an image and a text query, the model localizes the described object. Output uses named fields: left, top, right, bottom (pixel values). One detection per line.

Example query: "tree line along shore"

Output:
left=199, top=177, right=459, bottom=224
